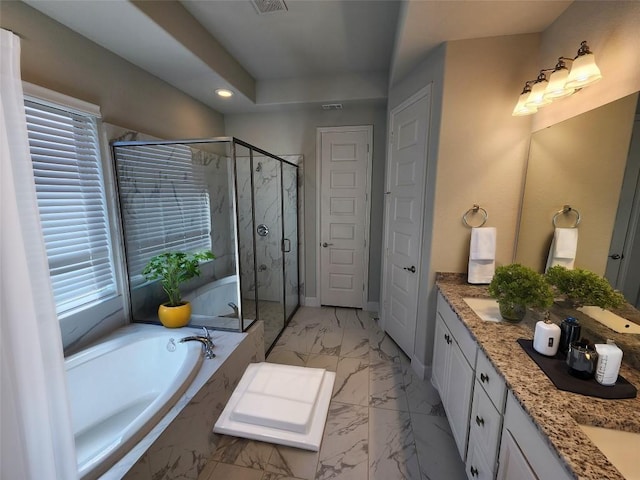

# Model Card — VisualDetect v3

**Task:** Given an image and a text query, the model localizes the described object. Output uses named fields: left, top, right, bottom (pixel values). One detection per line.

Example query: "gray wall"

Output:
left=225, top=104, right=387, bottom=304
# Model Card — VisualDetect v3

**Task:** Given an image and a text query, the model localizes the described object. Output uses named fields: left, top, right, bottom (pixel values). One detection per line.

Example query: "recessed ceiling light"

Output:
left=216, top=89, right=233, bottom=98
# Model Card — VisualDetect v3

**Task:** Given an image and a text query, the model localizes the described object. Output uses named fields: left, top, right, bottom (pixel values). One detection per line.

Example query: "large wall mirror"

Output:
left=515, top=92, right=640, bottom=306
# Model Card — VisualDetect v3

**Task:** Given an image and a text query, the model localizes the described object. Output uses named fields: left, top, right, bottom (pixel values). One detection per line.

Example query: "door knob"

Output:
left=322, top=242, right=334, bottom=248
left=403, top=266, right=416, bottom=273
left=609, top=253, right=623, bottom=260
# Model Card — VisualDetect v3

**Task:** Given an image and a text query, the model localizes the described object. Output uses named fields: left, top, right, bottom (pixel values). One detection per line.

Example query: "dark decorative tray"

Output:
left=517, top=339, right=637, bottom=400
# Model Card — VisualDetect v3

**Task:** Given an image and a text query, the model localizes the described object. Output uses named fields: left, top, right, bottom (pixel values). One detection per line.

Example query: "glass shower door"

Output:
left=282, top=162, right=299, bottom=321
left=253, top=155, right=284, bottom=349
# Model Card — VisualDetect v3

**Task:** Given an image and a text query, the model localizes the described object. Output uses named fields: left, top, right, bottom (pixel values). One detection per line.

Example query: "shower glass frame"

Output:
left=111, top=136, right=299, bottom=346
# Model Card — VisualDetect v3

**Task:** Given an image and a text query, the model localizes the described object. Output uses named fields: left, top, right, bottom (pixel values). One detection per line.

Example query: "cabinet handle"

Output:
left=470, top=466, right=479, bottom=477
left=475, top=415, right=485, bottom=427
left=480, top=372, right=489, bottom=383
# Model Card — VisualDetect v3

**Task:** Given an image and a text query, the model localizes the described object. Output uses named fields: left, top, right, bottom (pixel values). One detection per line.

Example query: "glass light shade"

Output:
left=565, top=53, right=602, bottom=89
left=512, top=92, right=537, bottom=116
left=543, top=68, right=575, bottom=99
left=525, top=80, right=552, bottom=108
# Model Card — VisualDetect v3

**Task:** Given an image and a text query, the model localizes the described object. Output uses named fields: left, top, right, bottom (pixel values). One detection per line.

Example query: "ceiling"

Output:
left=24, top=0, right=573, bottom=114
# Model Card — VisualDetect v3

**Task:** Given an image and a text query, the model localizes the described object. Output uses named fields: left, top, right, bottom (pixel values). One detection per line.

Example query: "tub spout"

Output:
left=180, top=327, right=215, bottom=359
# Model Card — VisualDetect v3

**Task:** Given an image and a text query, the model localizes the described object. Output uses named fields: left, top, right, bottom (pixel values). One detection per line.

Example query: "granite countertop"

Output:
left=436, top=273, right=640, bottom=480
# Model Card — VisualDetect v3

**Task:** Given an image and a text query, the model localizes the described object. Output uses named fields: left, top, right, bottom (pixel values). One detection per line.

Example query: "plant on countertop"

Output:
left=489, top=264, right=554, bottom=321
left=545, top=265, right=625, bottom=309
left=142, top=250, right=215, bottom=307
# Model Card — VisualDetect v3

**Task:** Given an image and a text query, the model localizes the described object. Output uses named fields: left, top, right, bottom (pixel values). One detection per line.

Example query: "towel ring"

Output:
left=552, top=205, right=581, bottom=228
left=463, top=204, right=488, bottom=228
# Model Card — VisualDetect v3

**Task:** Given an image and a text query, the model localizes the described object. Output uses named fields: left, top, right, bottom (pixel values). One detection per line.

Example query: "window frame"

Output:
left=23, top=82, right=126, bottom=329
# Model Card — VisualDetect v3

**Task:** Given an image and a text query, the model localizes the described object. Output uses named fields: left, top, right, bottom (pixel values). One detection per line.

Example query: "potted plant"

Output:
left=488, top=264, right=554, bottom=322
left=142, top=250, right=215, bottom=328
left=545, top=266, right=625, bottom=309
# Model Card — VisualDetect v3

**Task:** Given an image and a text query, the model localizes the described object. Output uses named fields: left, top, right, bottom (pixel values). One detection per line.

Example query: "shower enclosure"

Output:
left=111, top=137, right=299, bottom=352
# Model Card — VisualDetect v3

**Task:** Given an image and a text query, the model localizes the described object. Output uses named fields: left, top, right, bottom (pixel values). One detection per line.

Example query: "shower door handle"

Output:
left=282, top=238, right=291, bottom=253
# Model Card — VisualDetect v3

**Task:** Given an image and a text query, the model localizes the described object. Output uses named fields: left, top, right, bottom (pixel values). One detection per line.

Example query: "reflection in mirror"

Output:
left=515, top=92, right=640, bottom=306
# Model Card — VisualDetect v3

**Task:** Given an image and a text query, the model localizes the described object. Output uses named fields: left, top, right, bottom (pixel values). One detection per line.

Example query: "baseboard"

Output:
left=365, top=301, right=379, bottom=313
left=410, top=355, right=430, bottom=380
left=303, top=297, right=320, bottom=307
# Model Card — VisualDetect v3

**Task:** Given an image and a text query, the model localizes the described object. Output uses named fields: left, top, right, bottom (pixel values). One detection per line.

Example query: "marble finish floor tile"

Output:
left=316, top=402, right=369, bottom=480
left=368, top=407, right=421, bottom=480
left=341, top=328, right=369, bottom=359
left=265, top=445, right=320, bottom=480
left=410, top=412, right=467, bottom=480
left=369, top=362, right=409, bottom=411
left=201, top=306, right=465, bottom=480
left=332, top=357, right=370, bottom=406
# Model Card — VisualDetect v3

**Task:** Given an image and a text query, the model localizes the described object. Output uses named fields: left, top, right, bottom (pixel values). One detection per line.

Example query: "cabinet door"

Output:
left=496, top=430, right=538, bottom=480
left=431, top=313, right=449, bottom=396
left=446, top=339, right=474, bottom=459
left=466, top=440, right=495, bottom=480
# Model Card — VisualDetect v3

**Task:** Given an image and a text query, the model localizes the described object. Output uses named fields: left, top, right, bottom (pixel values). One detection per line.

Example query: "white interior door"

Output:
left=381, top=87, right=431, bottom=356
left=606, top=116, right=640, bottom=306
left=318, top=126, right=371, bottom=307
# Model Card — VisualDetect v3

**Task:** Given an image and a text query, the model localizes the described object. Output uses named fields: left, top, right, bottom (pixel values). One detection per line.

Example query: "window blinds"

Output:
left=24, top=99, right=117, bottom=316
left=114, top=143, right=212, bottom=281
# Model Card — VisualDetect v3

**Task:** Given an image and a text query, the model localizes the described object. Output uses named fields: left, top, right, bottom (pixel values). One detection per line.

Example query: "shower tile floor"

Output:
left=198, top=306, right=466, bottom=480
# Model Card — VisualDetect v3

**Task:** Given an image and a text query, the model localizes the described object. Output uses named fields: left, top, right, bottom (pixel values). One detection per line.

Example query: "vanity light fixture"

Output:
left=512, top=40, right=602, bottom=116
left=512, top=81, right=538, bottom=116
left=525, top=72, right=553, bottom=108
left=565, top=41, right=603, bottom=89
left=543, top=58, right=575, bottom=100
left=215, top=88, right=234, bottom=98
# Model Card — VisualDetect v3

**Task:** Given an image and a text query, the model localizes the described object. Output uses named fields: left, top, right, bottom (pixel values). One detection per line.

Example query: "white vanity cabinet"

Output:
left=466, top=350, right=507, bottom=479
left=496, top=392, right=572, bottom=480
left=432, top=294, right=477, bottom=459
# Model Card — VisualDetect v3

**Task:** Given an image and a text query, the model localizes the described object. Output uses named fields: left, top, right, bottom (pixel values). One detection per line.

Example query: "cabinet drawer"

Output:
left=466, top=438, right=495, bottom=480
left=468, top=380, right=502, bottom=470
left=437, top=293, right=477, bottom=366
left=476, top=349, right=507, bottom=411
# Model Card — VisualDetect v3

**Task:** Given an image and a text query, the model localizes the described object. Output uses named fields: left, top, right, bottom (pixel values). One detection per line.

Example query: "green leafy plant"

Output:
left=489, top=264, right=554, bottom=309
left=142, top=250, right=215, bottom=307
left=545, top=266, right=625, bottom=309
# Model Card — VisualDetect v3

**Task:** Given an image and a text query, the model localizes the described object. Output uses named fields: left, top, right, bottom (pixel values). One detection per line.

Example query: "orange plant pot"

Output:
left=158, top=302, right=191, bottom=328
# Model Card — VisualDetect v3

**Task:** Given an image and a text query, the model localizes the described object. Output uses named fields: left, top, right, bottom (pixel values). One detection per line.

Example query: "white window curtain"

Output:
left=114, top=143, right=212, bottom=281
left=0, top=29, right=78, bottom=479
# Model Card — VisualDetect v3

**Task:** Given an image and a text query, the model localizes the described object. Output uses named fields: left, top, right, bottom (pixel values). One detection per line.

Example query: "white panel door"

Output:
left=319, top=128, right=371, bottom=307
left=382, top=87, right=431, bottom=355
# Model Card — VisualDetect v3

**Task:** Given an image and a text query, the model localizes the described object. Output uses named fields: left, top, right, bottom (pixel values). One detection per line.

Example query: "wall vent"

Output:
left=321, top=104, right=343, bottom=111
left=251, top=0, right=288, bottom=15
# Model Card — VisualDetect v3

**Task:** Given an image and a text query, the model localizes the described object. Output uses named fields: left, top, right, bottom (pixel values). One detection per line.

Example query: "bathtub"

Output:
left=186, top=274, right=240, bottom=323
left=65, top=324, right=203, bottom=479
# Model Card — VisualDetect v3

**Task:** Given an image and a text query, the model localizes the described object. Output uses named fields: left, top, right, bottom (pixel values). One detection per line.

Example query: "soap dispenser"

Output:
left=533, top=319, right=561, bottom=356
left=594, top=340, right=623, bottom=386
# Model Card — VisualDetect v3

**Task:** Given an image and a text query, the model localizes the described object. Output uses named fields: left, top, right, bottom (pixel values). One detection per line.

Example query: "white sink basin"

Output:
left=577, top=306, right=640, bottom=334
left=579, top=424, right=640, bottom=479
left=463, top=298, right=502, bottom=322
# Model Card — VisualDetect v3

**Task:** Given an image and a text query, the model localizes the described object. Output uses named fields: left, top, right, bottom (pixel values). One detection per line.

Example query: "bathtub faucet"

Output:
left=180, top=327, right=215, bottom=359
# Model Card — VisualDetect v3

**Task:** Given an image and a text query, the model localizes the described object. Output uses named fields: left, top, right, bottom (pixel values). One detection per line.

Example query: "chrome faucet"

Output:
left=228, top=302, right=239, bottom=317
left=180, top=327, right=215, bottom=359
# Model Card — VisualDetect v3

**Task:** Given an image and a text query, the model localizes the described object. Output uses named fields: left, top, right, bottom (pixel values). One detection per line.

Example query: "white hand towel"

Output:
left=470, top=227, right=496, bottom=260
left=545, top=228, right=578, bottom=272
left=468, top=227, right=496, bottom=284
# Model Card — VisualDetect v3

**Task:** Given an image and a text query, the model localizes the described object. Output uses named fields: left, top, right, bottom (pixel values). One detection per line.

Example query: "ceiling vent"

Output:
left=251, top=0, right=288, bottom=15
left=321, top=104, right=343, bottom=111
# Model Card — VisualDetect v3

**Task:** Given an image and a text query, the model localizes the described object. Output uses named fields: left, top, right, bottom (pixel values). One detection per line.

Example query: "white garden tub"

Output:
left=186, top=274, right=240, bottom=327
left=65, top=324, right=203, bottom=479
